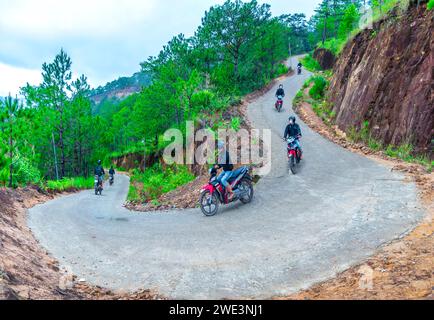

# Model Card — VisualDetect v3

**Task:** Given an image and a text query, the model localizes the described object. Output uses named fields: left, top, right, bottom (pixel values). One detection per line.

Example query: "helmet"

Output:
left=289, top=116, right=296, bottom=123
left=279, top=84, right=283, bottom=89
left=98, top=160, right=102, bottom=165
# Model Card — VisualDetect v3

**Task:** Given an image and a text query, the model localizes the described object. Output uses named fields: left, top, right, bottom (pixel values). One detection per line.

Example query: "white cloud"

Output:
left=0, top=63, right=41, bottom=96
left=0, top=0, right=157, bottom=37
left=0, top=0, right=322, bottom=95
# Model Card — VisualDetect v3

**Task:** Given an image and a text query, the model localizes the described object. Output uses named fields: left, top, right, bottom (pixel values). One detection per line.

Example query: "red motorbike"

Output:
left=199, top=166, right=254, bottom=216
left=275, top=95, right=284, bottom=112
left=286, top=136, right=303, bottom=175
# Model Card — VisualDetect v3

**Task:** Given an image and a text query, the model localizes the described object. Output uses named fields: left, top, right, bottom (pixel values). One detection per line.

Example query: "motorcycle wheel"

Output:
left=200, top=191, right=219, bottom=216
left=296, top=150, right=301, bottom=164
left=290, top=156, right=297, bottom=175
left=239, top=178, right=254, bottom=204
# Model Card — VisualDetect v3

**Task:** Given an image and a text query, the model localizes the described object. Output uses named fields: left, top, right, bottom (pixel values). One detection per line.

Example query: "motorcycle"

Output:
left=109, top=174, right=114, bottom=186
left=297, top=66, right=302, bottom=75
left=286, top=137, right=303, bottom=175
left=275, top=95, right=284, bottom=112
left=95, top=175, right=103, bottom=195
left=199, top=166, right=254, bottom=217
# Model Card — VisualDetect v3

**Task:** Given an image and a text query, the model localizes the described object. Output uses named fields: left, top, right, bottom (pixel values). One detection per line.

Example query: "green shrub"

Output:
left=0, top=166, right=9, bottom=187
left=347, top=126, right=361, bottom=143
left=45, top=177, right=94, bottom=192
left=231, top=117, right=241, bottom=132
left=275, top=63, right=289, bottom=77
left=428, top=0, right=434, bottom=10
left=367, top=137, right=383, bottom=151
left=300, top=55, right=322, bottom=72
left=293, top=90, right=304, bottom=106
left=385, top=143, right=414, bottom=162
left=130, top=164, right=195, bottom=202
left=320, top=38, right=347, bottom=56
left=312, top=100, right=334, bottom=124
left=128, top=184, right=140, bottom=202
left=309, top=76, right=328, bottom=100
left=360, top=121, right=370, bottom=142
left=427, top=161, right=434, bottom=173
left=191, top=90, right=215, bottom=112
left=0, top=153, right=42, bottom=188
left=302, top=78, right=312, bottom=89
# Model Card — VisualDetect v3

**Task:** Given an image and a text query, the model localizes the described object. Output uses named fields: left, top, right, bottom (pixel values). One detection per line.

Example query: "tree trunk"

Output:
left=59, top=111, right=66, bottom=178
left=8, top=123, right=13, bottom=188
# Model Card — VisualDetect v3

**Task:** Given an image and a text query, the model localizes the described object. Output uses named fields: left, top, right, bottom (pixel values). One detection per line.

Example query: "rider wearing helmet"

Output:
left=214, top=141, right=235, bottom=200
left=109, top=166, right=115, bottom=176
left=276, top=84, right=285, bottom=98
left=95, top=160, right=105, bottom=185
left=284, top=116, right=302, bottom=152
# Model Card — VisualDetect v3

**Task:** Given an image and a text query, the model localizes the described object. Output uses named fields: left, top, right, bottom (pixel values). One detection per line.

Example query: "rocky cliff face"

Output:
left=313, top=48, right=336, bottom=70
left=328, top=1, right=433, bottom=156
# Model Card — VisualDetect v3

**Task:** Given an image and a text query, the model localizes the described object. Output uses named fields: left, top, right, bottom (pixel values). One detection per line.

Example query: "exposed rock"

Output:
left=313, top=48, right=336, bottom=70
left=328, top=2, right=433, bottom=157
left=0, top=282, right=20, bottom=300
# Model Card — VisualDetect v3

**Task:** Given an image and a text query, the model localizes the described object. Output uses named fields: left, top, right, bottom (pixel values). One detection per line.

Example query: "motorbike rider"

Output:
left=94, top=160, right=105, bottom=186
left=284, top=116, right=302, bottom=153
left=297, top=62, right=303, bottom=74
left=214, top=141, right=235, bottom=201
left=109, top=166, right=115, bottom=182
left=276, top=84, right=285, bottom=99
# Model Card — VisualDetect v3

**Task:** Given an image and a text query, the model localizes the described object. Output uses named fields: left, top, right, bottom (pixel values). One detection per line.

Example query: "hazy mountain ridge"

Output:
left=89, top=72, right=151, bottom=106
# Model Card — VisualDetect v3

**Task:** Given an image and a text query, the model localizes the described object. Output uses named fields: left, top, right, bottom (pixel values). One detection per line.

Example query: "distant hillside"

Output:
left=89, top=72, right=151, bottom=108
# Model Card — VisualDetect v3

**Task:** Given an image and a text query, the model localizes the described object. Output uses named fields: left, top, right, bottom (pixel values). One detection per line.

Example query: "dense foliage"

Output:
left=0, top=50, right=107, bottom=187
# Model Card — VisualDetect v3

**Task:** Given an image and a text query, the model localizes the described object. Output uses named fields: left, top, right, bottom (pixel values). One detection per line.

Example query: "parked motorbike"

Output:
left=109, top=174, right=114, bottom=186
left=286, top=137, right=303, bottom=175
left=199, top=166, right=254, bottom=217
left=275, top=95, right=284, bottom=112
left=95, top=175, right=104, bottom=195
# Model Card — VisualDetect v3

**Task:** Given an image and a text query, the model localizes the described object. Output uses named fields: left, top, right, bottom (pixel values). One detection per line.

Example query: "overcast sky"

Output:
left=0, top=0, right=322, bottom=96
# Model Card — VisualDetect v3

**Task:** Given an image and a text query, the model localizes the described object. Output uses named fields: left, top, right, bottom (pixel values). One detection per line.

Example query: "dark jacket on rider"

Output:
left=276, top=88, right=285, bottom=97
left=95, top=165, right=105, bottom=177
left=284, top=124, right=302, bottom=139
left=109, top=168, right=115, bottom=175
left=216, top=151, right=234, bottom=172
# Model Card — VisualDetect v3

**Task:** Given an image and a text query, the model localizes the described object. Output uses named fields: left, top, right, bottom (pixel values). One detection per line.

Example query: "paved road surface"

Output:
left=28, top=56, right=424, bottom=299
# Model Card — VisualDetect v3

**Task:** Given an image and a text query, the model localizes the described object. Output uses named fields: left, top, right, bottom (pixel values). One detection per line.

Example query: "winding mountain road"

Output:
left=28, top=56, right=425, bottom=299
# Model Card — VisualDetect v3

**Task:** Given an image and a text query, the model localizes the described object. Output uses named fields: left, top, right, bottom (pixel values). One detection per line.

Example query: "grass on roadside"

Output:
left=42, top=177, right=95, bottom=192
left=347, top=123, right=433, bottom=171
left=128, top=164, right=196, bottom=203
left=300, top=54, right=322, bottom=72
